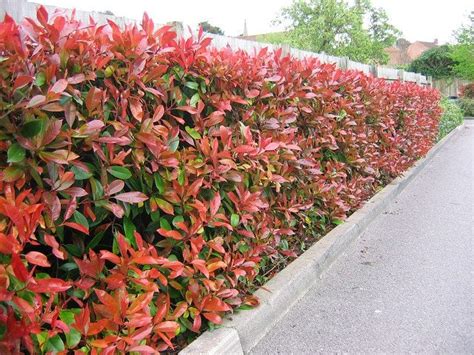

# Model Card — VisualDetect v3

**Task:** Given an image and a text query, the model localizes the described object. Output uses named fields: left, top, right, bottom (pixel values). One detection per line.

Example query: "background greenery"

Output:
left=260, top=0, right=400, bottom=64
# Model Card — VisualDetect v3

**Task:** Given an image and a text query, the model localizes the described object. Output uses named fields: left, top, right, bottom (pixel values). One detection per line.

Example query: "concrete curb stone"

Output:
left=179, top=124, right=464, bottom=355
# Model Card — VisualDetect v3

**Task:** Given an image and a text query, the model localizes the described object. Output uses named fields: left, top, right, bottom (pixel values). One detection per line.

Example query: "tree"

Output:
left=454, top=11, right=474, bottom=45
left=451, top=11, right=474, bottom=80
left=198, top=21, right=224, bottom=35
left=268, top=0, right=400, bottom=64
left=407, top=45, right=457, bottom=79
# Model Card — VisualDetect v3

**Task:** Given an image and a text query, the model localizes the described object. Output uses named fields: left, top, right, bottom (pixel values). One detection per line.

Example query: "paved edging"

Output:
left=180, top=124, right=465, bottom=355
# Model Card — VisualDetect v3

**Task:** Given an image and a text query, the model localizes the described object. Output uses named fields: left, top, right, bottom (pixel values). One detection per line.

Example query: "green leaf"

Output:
left=108, top=166, right=132, bottom=180
left=167, top=136, right=179, bottom=152
left=160, top=217, right=171, bottom=231
left=2, top=166, right=23, bottom=182
left=73, top=211, right=89, bottom=230
left=59, top=262, right=78, bottom=272
left=238, top=244, right=250, bottom=253
left=123, top=216, right=136, bottom=247
left=90, top=178, right=104, bottom=200
left=190, top=92, right=200, bottom=107
left=60, top=309, right=80, bottom=325
left=185, top=81, right=199, bottom=90
left=172, top=215, right=184, bottom=228
left=154, top=173, right=165, bottom=194
left=230, top=213, right=240, bottom=227
left=20, top=120, right=43, bottom=138
left=185, top=126, right=202, bottom=139
left=178, top=167, right=185, bottom=186
left=65, top=329, right=81, bottom=349
left=71, top=166, right=93, bottom=180
left=7, top=143, right=26, bottom=163
left=333, top=219, right=344, bottom=225
left=45, top=335, right=65, bottom=352
left=105, top=65, right=115, bottom=78
left=86, top=230, right=105, bottom=250
left=35, top=72, right=46, bottom=87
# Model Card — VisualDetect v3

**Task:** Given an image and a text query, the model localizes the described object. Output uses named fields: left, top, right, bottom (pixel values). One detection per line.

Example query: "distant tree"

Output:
left=451, top=11, right=474, bottom=80
left=407, top=45, right=457, bottom=79
left=267, top=0, right=400, bottom=64
left=454, top=11, right=474, bottom=45
left=198, top=21, right=224, bottom=35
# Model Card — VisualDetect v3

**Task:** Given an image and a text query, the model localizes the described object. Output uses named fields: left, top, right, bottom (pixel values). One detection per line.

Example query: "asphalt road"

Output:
left=251, top=122, right=474, bottom=354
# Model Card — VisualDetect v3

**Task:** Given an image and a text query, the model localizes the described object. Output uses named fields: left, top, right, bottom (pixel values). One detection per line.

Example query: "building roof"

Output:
left=385, top=38, right=438, bottom=66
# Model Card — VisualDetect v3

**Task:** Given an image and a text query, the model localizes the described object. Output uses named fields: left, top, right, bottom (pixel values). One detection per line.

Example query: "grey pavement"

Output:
left=251, top=123, right=474, bottom=354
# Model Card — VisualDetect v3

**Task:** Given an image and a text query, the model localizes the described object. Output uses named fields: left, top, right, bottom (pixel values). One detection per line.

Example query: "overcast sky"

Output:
left=35, top=0, right=472, bottom=44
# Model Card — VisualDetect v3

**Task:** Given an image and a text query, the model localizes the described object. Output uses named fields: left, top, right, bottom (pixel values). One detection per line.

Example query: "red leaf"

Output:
left=28, top=278, right=71, bottom=293
left=191, top=259, right=209, bottom=278
left=157, top=228, right=183, bottom=240
left=246, top=89, right=260, bottom=98
left=202, top=312, right=222, bottom=324
left=12, top=253, right=29, bottom=282
left=234, top=145, right=256, bottom=154
left=264, top=142, right=279, bottom=151
left=114, top=191, right=148, bottom=203
left=154, top=321, right=180, bottom=333
left=13, top=75, right=32, bottom=92
left=210, top=193, right=221, bottom=216
left=129, top=97, right=144, bottom=122
left=25, top=251, right=51, bottom=267
left=49, top=79, right=68, bottom=94
left=203, top=297, right=232, bottom=312
left=26, top=95, right=46, bottom=108
left=64, top=222, right=89, bottom=235
left=108, top=180, right=125, bottom=195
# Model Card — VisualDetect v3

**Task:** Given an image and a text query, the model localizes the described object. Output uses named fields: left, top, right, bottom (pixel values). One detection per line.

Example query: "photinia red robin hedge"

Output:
left=0, top=7, right=440, bottom=353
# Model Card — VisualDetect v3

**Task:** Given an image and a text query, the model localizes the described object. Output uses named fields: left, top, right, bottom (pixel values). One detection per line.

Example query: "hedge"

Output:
left=0, top=8, right=441, bottom=353
left=459, top=83, right=474, bottom=116
left=438, top=98, right=464, bottom=139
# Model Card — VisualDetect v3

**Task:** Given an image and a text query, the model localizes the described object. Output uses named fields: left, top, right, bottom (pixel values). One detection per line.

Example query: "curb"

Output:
left=180, top=124, right=464, bottom=355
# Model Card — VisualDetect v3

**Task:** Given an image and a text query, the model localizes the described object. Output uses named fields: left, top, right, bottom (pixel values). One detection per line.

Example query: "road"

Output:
left=251, top=122, right=474, bottom=354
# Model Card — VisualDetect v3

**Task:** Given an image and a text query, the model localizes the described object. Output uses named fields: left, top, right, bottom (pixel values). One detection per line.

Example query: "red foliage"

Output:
left=460, top=82, right=474, bottom=99
left=0, top=7, right=440, bottom=352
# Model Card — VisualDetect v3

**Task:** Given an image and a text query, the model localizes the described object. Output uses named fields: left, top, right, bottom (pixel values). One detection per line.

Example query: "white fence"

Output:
left=1, top=0, right=431, bottom=86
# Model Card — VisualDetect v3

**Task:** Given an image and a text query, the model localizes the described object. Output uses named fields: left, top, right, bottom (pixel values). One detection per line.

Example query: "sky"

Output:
left=35, top=0, right=472, bottom=44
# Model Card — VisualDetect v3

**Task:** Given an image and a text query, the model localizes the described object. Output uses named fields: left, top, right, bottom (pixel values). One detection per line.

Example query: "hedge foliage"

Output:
left=460, top=83, right=474, bottom=116
left=438, top=99, right=464, bottom=139
left=0, top=8, right=441, bottom=353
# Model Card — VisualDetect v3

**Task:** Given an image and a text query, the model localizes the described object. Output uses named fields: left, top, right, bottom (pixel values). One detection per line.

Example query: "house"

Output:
left=385, top=38, right=438, bottom=66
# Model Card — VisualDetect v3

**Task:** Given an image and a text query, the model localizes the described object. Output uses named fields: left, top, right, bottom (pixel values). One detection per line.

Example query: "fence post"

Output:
left=281, top=43, right=291, bottom=57
left=415, top=73, right=421, bottom=85
left=397, top=69, right=405, bottom=82
left=339, top=57, right=349, bottom=70
left=427, top=76, right=433, bottom=88
left=370, top=65, right=378, bottom=78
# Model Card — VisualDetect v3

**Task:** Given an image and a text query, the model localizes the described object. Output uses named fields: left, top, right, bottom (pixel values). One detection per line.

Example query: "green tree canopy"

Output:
left=407, top=45, right=458, bottom=79
left=451, top=11, right=474, bottom=80
left=265, top=0, right=400, bottom=64
left=198, top=21, right=224, bottom=35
